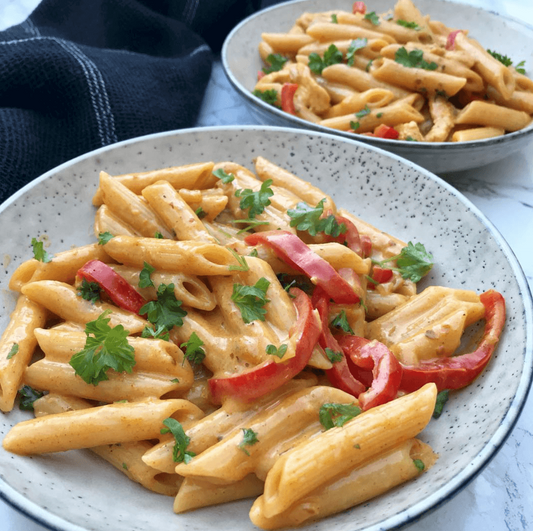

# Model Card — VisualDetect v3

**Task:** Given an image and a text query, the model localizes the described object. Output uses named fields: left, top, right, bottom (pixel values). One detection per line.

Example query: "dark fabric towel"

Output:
left=0, top=0, right=267, bottom=204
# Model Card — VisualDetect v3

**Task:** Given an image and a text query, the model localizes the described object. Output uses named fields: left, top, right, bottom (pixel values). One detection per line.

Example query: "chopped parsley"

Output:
left=213, top=168, right=235, bottom=184
left=308, top=44, right=344, bottom=75
left=396, top=19, right=421, bottom=30
left=350, top=121, right=361, bottom=131
left=395, top=47, right=437, bottom=70
left=319, top=403, right=362, bottom=430
left=364, top=11, right=380, bottom=26
left=180, top=332, right=206, bottom=365
left=325, top=348, right=343, bottom=363
left=331, top=13, right=338, bottom=24
left=69, top=311, right=136, bottom=386
left=287, top=198, right=346, bottom=237
left=231, top=218, right=270, bottom=234
left=406, top=136, right=418, bottom=141
left=372, top=242, right=433, bottom=283
left=433, top=389, right=450, bottom=419
left=413, top=458, right=425, bottom=471
left=195, top=206, right=207, bottom=219
left=235, top=179, right=274, bottom=219
left=355, top=105, right=371, bottom=118
left=31, top=237, right=53, bottom=263
left=78, top=278, right=102, bottom=304
left=227, top=248, right=250, bottom=272
left=238, top=428, right=259, bottom=456
left=252, top=88, right=279, bottom=106
left=161, top=418, right=195, bottom=463
left=330, top=310, right=355, bottom=335
left=18, top=385, right=45, bottom=411
left=266, top=344, right=288, bottom=359
left=98, top=231, right=114, bottom=245
left=141, top=324, right=170, bottom=341
left=140, top=283, right=187, bottom=332
left=262, top=53, right=288, bottom=74
left=154, top=231, right=164, bottom=239
left=487, top=49, right=526, bottom=74
left=139, top=261, right=156, bottom=289
left=7, top=343, right=19, bottom=360
left=347, top=38, right=367, bottom=66
left=366, top=59, right=374, bottom=72
left=231, top=277, right=270, bottom=324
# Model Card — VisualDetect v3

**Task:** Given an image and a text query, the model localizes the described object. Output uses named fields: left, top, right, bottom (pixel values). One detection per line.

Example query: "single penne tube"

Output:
left=424, top=95, right=456, bottom=142
left=33, top=393, right=184, bottom=497
left=258, top=383, right=437, bottom=518
left=93, top=204, right=142, bottom=238
left=142, top=180, right=216, bottom=243
left=253, top=156, right=336, bottom=214
left=308, top=243, right=371, bottom=275
left=454, top=32, right=515, bottom=100
left=174, top=386, right=356, bottom=484
left=98, top=172, right=173, bottom=239
left=92, top=162, right=216, bottom=205
left=20, top=280, right=149, bottom=334
left=322, top=63, right=411, bottom=99
left=177, top=188, right=229, bottom=223
left=9, top=243, right=111, bottom=292
left=366, top=286, right=485, bottom=364
left=174, top=474, right=264, bottom=513
left=323, top=88, right=395, bottom=119
left=142, top=378, right=316, bottom=473
left=371, top=57, right=467, bottom=96
left=320, top=101, right=424, bottom=133
left=260, top=32, right=314, bottom=54
left=109, top=265, right=216, bottom=311
left=486, top=85, right=533, bottom=114
left=0, top=296, right=48, bottom=412
left=305, top=22, right=395, bottom=45
left=250, top=438, right=437, bottom=529
left=2, top=397, right=202, bottom=455
left=101, top=235, right=240, bottom=275
left=451, top=126, right=506, bottom=142
left=454, top=100, right=532, bottom=131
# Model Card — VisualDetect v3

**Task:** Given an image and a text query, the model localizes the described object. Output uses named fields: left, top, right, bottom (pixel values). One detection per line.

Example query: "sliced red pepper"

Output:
left=446, top=30, right=462, bottom=51
left=208, top=288, right=320, bottom=404
left=361, top=235, right=372, bottom=258
left=353, top=1, right=366, bottom=14
left=245, top=231, right=360, bottom=305
left=77, top=260, right=146, bottom=315
left=367, top=265, right=394, bottom=290
left=281, top=83, right=298, bottom=115
left=374, top=124, right=400, bottom=139
left=313, top=290, right=366, bottom=397
left=400, top=290, right=505, bottom=392
left=338, top=335, right=402, bottom=410
left=257, top=70, right=266, bottom=81
left=324, top=214, right=365, bottom=257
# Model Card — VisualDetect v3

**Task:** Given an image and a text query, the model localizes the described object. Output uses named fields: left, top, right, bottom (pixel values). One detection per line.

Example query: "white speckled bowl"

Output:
left=0, top=126, right=531, bottom=531
left=221, top=0, right=533, bottom=174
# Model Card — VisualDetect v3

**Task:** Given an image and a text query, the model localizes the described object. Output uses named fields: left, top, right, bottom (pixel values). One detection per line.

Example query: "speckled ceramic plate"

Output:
left=221, top=0, right=533, bottom=174
left=0, top=126, right=531, bottom=531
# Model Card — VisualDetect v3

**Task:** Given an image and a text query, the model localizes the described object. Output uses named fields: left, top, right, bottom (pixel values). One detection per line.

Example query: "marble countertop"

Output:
left=1, top=1, right=532, bottom=530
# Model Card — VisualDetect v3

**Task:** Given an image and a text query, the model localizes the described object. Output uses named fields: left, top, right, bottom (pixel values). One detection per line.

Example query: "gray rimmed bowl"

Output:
left=0, top=126, right=531, bottom=531
left=221, top=0, right=533, bottom=174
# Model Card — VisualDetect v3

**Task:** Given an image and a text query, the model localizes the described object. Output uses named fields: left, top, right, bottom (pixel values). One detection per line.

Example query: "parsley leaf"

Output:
left=396, top=19, right=421, bottom=30
left=31, top=238, right=53, bottom=263
left=78, top=278, right=101, bottom=304
left=161, top=418, right=195, bottom=463
left=330, top=310, right=355, bottom=335
left=413, top=458, right=425, bottom=471
left=287, top=199, right=346, bottom=237
left=18, top=385, right=45, bottom=411
left=231, top=218, right=270, bottom=234
left=373, top=242, right=433, bottom=283
left=346, top=38, right=368, bottom=66
left=140, top=284, right=187, bottom=331
left=355, top=105, right=371, bottom=118
left=228, top=248, right=250, bottom=272
left=213, top=168, right=235, bottom=184
left=69, top=311, right=136, bottom=386
left=266, top=344, right=288, bottom=359
left=262, top=53, right=288, bottom=74
left=325, top=348, right=343, bottom=363
left=238, top=428, right=259, bottom=456
left=350, top=120, right=360, bottom=131
left=195, top=206, right=207, bottom=219
left=319, top=403, right=362, bottom=430
left=395, top=47, right=438, bottom=70
left=308, top=44, right=344, bottom=75
left=231, top=277, right=270, bottom=323
left=7, top=343, right=19, bottom=360
left=98, top=232, right=114, bottom=245
left=433, top=389, right=450, bottom=419
left=139, top=261, right=156, bottom=289
left=331, top=13, right=338, bottom=23
left=488, top=49, right=526, bottom=74
left=141, top=324, right=170, bottom=341
left=515, top=60, right=526, bottom=75
left=235, top=179, right=274, bottom=219
left=154, top=231, right=164, bottom=239
left=180, top=332, right=206, bottom=365
left=252, top=89, right=279, bottom=106
left=364, top=11, right=380, bottom=25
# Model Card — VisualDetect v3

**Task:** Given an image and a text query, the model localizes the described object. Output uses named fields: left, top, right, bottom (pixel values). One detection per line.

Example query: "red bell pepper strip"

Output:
left=353, top=1, right=366, bottom=14
left=367, top=265, right=394, bottom=290
left=446, top=30, right=462, bottom=51
left=313, top=290, right=366, bottom=397
left=338, top=335, right=402, bottom=410
left=361, top=235, right=372, bottom=258
left=77, top=260, right=146, bottom=315
left=373, top=124, right=400, bottom=139
left=399, top=290, right=506, bottom=392
left=324, top=214, right=365, bottom=257
left=281, top=83, right=298, bottom=115
left=244, top=230, right=360, bottom=305
left=208, top=288, right=320, bottom=404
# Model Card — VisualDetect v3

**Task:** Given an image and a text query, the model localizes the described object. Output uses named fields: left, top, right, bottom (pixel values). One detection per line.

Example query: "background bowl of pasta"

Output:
left=221, top=0, right=533, bottom=174
left=0, top=125, right=531, bottom=531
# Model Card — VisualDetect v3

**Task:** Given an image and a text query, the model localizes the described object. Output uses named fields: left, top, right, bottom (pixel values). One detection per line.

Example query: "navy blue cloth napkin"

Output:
left=0, top=0, right=269, bottom=204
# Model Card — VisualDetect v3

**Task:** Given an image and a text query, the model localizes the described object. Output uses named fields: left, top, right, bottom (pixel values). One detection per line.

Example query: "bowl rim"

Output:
left=0, top=124, right=532, bottom=531
left=221, top=0, right=533, bottom=151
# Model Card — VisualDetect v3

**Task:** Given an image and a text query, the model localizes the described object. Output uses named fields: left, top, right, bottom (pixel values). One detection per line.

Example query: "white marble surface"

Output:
left=1, top=1, right=532, bottom=530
